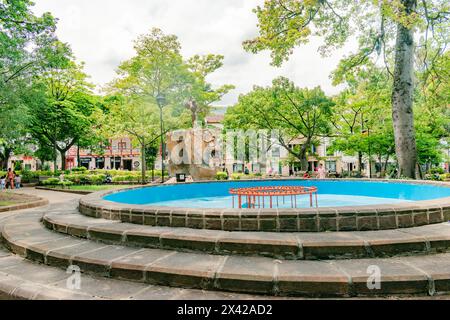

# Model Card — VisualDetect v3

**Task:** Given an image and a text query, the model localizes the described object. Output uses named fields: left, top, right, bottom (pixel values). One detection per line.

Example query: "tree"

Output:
left=0, top=104, right=31, bottom=169
left=331, top=64, right=394, bottom=173
left=106, top=29, right=193, bottom=182
left=103, top=95, right=187, bottom=183
left=107, top=28, right=236, bottom=182
left=243, top=0, right=449, bottom=178
left=28, top=46, right=102, bottom=171
left=183, top=54, right=234, bottom=126
left=225, top=77, right=334, bottom=170
left=0, top=0, right=58, bottom=169
left=112, top=28, right=187, bottom=105
left=0, top=0, right=56, bottom=106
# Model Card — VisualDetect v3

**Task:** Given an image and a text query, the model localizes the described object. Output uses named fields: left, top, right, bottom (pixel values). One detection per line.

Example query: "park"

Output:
left=0, top=0, right=449, bottom=302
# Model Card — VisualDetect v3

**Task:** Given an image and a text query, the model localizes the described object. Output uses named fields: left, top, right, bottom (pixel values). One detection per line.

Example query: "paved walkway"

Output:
left=10, top=187, right=83, bottom=204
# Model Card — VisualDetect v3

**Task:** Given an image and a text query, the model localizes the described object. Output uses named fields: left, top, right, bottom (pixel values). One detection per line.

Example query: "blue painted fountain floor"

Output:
left=104, top=180, right=450, bottom=209
left=150, top=194, right=412, bottom=209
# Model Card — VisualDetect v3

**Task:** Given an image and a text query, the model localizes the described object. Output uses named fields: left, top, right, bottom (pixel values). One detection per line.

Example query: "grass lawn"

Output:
left=0, top=193, right=29, bottom=207
left=0, top=201, right=16, bottom=207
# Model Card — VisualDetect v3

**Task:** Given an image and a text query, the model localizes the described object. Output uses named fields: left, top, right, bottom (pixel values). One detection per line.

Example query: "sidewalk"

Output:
left=9, top=187, right=83, bottom=204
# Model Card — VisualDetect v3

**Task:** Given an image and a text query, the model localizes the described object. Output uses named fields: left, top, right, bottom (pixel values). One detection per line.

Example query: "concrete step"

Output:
left=0, top=247, right=265, bottom=300
left=43, top=211, right=450, bottom=260
left=2, top=213, right=450, bottom=297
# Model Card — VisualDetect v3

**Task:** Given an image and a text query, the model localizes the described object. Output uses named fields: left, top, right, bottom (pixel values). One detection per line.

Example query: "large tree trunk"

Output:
left=299, top=141, right=310, bottom=171
left=77, top=144, right=81, bottom=168
left=358, top=152, right=363, bottom=174
left=60, top=150, right=67, bottom=171
left=391, top=0, right=418, bottom=179
left=1, top=147, right=12, bottom=170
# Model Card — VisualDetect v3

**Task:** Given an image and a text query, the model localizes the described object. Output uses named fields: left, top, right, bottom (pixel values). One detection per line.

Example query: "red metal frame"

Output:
left=230, top=186, right=319, bottom=209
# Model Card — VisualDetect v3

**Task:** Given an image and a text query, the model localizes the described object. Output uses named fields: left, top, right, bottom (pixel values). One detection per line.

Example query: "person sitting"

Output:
left=303, top=172, right=311, bottom=179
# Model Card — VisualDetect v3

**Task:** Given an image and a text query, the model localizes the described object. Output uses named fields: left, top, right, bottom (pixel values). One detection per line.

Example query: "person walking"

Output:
left=7, top=169, right=14, bottom=190
left=317, top=164, right=328, bottom=180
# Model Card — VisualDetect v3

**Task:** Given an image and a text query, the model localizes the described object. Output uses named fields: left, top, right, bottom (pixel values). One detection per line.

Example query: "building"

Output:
left=8, top=138, right=143, bottom=172
left=67, top=137, right=142, bottom=171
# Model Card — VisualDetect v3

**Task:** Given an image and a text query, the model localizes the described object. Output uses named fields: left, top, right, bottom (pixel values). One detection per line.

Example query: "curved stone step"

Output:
left=2, top=214, right=450, bottom=297
left=79, top=187, right=450, bottom=232
left=0, top=247, right=263, bottom=300
left=43, top=211, right=450, bottom=260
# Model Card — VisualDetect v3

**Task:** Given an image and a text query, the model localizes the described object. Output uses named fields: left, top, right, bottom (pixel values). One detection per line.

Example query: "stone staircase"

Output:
left=1, top=198, right=450, bottom=299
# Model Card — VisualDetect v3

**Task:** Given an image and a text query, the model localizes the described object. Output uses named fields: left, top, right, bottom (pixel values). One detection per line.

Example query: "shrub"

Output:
left=79, top=174, right=92, bottom=185
left=424, top=174, right=443, bottom=181
left=231, top=173, right=242, bottom=180
left=42, top=178, right=60, bottom=186
left=21, top=170, right=37, bottom=182
left=35, top=170, right=57, bottom=177
left=430, top=167, right=445, bottom=175
left=65, top=174, right=81, bottom=184
left=216, top=172, right=228, bottom=180
left=14, top=162, right=23, bottom=172
left=90, top=174, right=106, bottom=185
left=57, top=181, right=74, bottom=189
left=72, top=167, right=88, bottom=173
left=112, top=176, right=126, bottom=183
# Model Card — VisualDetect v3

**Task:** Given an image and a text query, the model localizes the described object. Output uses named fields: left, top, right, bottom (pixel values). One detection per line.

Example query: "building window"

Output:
left=326, top=161, right=337, bottom=173
left=111, top=157, right=122, bottom=170
left=118, top=142, right=127, bottom=150
left=272, top=147, right=280, bottom=158
left=80, top=158, right=91, bottom=169
left=233, top=163, right=244, bottom=173
left=96, top=158, right=105, bottom=170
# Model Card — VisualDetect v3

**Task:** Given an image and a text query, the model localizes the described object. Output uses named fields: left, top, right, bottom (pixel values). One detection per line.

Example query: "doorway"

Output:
left=123, top=160, right=132, bottom=171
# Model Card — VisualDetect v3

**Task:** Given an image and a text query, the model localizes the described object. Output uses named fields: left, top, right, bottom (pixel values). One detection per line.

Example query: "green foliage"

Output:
left=416, top=131, right=443, bottom=166
left=216, top=172, right=228, bottom=180
left=89, top=174, right=106, bottom=185
left=27, top=44, right=104, bottom=171
left=112, top=175, right=140, bottom=183
left=57, top=180, right=74, bottom=189
left=230, top=173, right=242, bottom=180
left=72, top=167, right=88, bottom=173
left=42, top=178, right=60, bottom=186
left=225, top=77, right=334, bottom=170
left=14, top=162, right=22, bottom=172
left=0, top=0, right=59, bottom=170
left=243, top=0, right=449, bottom=179
left=20, top=169, right=36, bottom=183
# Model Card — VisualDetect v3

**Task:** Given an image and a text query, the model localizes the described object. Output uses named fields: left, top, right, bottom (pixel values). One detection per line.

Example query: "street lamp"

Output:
left=363, top=120, right=372, bottom=179
left=156, top=93, right=166, bottom=184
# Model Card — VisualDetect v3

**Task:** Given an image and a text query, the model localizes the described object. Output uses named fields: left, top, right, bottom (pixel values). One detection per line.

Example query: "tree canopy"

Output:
left=243, top=0, right=449, bottom=178
left=225, top=77, right=334, bottom=170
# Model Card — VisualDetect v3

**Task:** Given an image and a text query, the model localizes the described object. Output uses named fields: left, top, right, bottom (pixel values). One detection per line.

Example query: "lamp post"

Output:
left=363, top=120, right=372, bottom=179
left=156, top=93, right=166, bottom=184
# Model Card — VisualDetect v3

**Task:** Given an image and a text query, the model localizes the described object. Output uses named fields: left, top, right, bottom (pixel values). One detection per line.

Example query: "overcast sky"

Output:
left=32, top=0, right=357, bottom=106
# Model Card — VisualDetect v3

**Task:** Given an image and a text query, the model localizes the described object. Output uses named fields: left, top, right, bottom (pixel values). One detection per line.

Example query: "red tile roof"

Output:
left=205, top=115, right=224, bottom=124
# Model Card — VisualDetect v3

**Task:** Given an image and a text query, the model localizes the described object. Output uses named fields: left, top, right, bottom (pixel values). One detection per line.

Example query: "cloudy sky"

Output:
left=32, top=0, right=357, bottom=105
